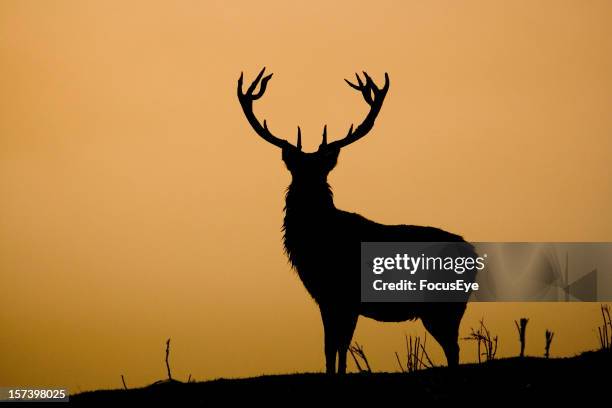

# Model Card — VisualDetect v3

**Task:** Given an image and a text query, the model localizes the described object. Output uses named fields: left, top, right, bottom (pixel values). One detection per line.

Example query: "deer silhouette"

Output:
left=238, top=68, right=475, bottom=374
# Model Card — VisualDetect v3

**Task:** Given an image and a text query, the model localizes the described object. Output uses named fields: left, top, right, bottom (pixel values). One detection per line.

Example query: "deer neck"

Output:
left=284, top=180, right=336, bottom=221
left=283, top=180, right=336, bottom=273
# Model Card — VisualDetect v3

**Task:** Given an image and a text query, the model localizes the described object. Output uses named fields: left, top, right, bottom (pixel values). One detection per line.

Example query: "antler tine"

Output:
left=382, top=72, right=390, bottom=92
left=323, top=72, right=390, bottom=151
left=297, top=126, right=302, bottom=151
left=362, top=72, right=377, bottom=104
left=345, top=72, right=375, bottom=105
left=320, top=124, right=328, bottom=147
left=246, top=67, right=267, bottom=95
left=237, top=68, right=297, bottom=150
left=346, top=123, right=354, bottom=137
left=344, top=73, right=364, bottom=91
left=362, top=71, right=375, bottom=87
left=252, top=73, right=273, bottom=100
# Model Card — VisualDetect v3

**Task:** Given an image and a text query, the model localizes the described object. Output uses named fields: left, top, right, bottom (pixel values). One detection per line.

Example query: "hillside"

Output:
left=71, top=350, right=609, bottom=404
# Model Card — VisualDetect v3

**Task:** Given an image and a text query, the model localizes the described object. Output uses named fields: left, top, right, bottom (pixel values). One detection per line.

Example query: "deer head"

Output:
left=237, top=68, right=390, bottom=182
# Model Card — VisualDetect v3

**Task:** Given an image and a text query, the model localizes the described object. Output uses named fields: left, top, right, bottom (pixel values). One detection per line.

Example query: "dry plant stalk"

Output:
left=165, top=338, right=173, bottom=380
left=464, top=318, right=498, bottom=362
left=545, top=330, right=554, bottom=358
left=597, top=304, right=612, bottom=351
left=514, top=318, right=529, bottom=357
left=395, top=333, right=434, bottom=373
left=348, top=342, right=372, bottom=373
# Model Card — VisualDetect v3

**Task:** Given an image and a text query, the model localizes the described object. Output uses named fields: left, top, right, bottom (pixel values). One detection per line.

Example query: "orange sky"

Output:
left=1, top=0, right=611, bottom=391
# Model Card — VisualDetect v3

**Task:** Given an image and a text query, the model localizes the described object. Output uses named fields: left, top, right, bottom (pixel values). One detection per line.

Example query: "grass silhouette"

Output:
left=70, top=306, right=612, bottom=404
left=71, top=350, right=610, bottom=404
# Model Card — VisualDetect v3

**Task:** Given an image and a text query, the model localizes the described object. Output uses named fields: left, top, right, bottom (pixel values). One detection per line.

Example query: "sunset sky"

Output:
left=1, top=0, right=611, bottom=391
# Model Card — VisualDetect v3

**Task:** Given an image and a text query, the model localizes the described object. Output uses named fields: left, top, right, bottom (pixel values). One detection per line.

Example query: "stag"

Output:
left=238, top=68, right=475, bottom=374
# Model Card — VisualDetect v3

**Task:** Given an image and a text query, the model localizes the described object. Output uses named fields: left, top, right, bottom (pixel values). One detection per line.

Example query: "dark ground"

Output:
left=70, top=350, right=609, bottom=405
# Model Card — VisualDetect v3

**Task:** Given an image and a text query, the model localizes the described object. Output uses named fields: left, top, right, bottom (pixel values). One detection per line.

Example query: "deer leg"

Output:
left=336, top=313, right=359, bottom=375
left=320, top=307, right=338, bottom=374
left=421, top=310, right=462, bottom=367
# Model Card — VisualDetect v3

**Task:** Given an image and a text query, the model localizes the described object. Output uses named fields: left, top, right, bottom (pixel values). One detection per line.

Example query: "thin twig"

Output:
left=464, top=318, right=498, bottom=362
left=514, top=318, right=528, bottom=357
left=349, top=342, right=371, bottom=372
left=395, top=333, right=433, bottom=372
left=420, top=345, right=435, bottom=368
left=545, top=330, right=554, bottom=358
left=395, top=352, right=405, bottom=373
left=598, top=305, right=612, bottom=350
left=349, top=347, right=363, bottom=372
left=165, top=338, right=172, bottom=380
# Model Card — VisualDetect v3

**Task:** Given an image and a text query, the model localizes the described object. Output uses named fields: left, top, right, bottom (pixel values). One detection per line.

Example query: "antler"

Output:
left=321, top=72, right=390, bottom=151
left=237, top=68, right=301, bottom=150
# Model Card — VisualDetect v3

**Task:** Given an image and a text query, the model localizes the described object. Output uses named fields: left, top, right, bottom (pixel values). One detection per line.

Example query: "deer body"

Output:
left=238, top=68, right=473, bottom=374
